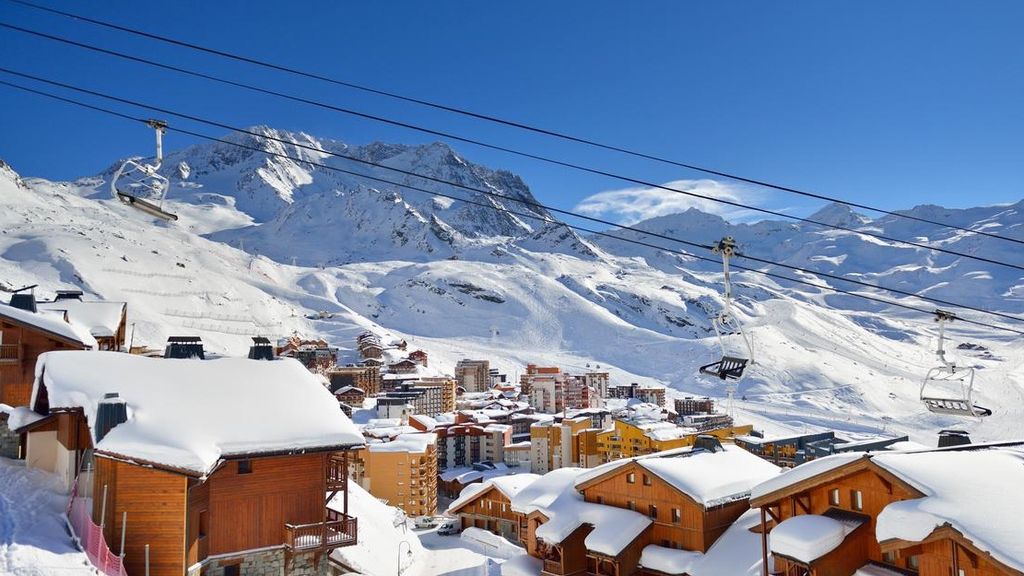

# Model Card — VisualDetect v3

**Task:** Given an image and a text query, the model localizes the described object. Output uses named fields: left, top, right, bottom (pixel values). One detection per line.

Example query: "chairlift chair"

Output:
left=111, top=119, right=178, bottom=221
left=919, top=310, right=991, bottom=418
left=699, top=237, right=755, bottom=383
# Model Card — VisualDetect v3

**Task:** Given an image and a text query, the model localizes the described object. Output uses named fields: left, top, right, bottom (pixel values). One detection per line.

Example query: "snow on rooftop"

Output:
left=36, top=300, right=124, bottom=338
left=636, top=445, right=781, bottom=506
left=510, top=467, right=583, bottom=514
left=33, top=351, right=364, bottom=475
left=439, top=462, right=512, bottom=484
left=750, top=452, right=866, bottom=501
left=769, top=514, right=854, bottom=563
left=640, top=544, right=702, bottom=575
left=448, top=473, right=540, bottom=513
left=873, top=447, right=1024, bottom=573
left=0, top=303, right=96, bottom=347
left=367, top=432, right=436, bottom=454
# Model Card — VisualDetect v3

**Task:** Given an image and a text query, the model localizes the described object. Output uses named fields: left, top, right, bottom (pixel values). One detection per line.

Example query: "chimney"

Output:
left=9, top=284, right=38, bottom=312
left=95, top=393, right=128, bottom=443
left=248, top=336, right=274, bottom=360
left=165, top=336, right=205, bottom=359
left=693, top=434, right=724, bottom=453
left=938, top=429, right=971, bottom=448
left=54, top=290, right=84, bottom=301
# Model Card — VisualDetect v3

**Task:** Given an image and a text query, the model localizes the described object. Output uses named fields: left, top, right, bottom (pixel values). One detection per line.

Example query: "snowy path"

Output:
left=0, top=458, right=95, bottom=576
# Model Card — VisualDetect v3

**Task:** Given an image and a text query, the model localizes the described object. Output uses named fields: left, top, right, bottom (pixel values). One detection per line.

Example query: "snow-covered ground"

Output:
left=0, top=458, right=94, bottom=576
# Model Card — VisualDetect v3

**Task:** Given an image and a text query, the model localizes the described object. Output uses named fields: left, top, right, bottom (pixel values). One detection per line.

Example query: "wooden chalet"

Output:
left=388, top=358, right=419, bottom=374
left=0, top=293, right=93, bottom=409
left=408, top=349, right=428, bottom=367
left=17, top=351, right=365, bottom=576
left=513, top=439, right=780, bottom=576
left=37, top=290, right=128, bottom=351
left=749, top=443, right=1024, bottom=576
left=447, top=474, right=540, bottom=543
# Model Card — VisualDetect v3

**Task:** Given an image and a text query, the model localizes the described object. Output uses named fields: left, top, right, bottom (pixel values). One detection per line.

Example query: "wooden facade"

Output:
left=750, top=457, right=1024, bottom=576
left=0, top=314, right=89, bottom=407
left=450, top=485, right=523, bottom=542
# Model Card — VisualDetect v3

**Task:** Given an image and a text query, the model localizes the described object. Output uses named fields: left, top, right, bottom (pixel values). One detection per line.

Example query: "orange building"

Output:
left=351, top=433, right=438, bottom=517
left=749, top=442, right=1024, bottom=576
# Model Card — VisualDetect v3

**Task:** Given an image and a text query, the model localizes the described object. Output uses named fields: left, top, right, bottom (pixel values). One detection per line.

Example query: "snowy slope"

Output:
left=2, top=127, right=1023, bottom=448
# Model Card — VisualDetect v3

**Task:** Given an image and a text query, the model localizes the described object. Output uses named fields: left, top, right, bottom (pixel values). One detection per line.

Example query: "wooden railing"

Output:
left=327, top=454, right=348, bottom=491
left=0, top=344, right=21, bottom=363
left=284, top=514, right=357, bottom=552
left=543, top=559, right=563, bottom=574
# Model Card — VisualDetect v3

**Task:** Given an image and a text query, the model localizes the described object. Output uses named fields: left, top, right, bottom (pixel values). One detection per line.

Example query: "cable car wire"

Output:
left=4, top=78, right=1024, bottom=338
left=5, top=0, right=1024, bottom=247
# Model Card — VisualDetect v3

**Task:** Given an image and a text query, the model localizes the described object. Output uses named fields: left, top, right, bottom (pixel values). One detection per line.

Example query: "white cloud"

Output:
left=573, top=179, right=767, bottom=225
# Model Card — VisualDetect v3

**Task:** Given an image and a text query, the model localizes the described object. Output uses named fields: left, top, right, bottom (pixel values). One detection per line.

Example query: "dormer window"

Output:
left=626, top=472, right=635, bottom=484
left=238, top=460, right=253, bottom=474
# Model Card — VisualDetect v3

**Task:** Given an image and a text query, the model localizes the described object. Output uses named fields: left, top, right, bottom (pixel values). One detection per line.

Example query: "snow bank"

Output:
left=873, top=447, right=1024, bottom=573
left=769, top=515, right=851, bottom=563
left=500, top=553, right=542, bottom=576
left=637, top=445, right=780, bottom=506
left=5, top=405, right=44, bottom=430
left=33, top=351, right=364, bottom=475
left=329, top=482, right=426, bottom=576
left=0, top=303, right=96, bottom=347
left=460, top=527, right=526, bottom=559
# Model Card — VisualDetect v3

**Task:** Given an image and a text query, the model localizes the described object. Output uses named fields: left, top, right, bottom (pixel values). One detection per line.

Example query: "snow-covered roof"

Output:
left=409, top=414, right=439, bottom=430
left=32, top=351, right=364, bottom=475
left=439, top=462, right=512, bottom=484
left=639, top=545, right=702, bottom=575
left=367, top=432, right=436, bottom=454
left=769, top=514, right=858, bottom=563
left=636, top=445, right=781, bottom=506
left=872, top=447, right=1024, bottom=573
left=448, top=473, right=540, bottom=513
left=750, top=452, right=866, bottom=501
left=36, top=300, right=124, bottom=338
left=510, top=467, right=651, bottom=556
left=0, top=303, right=96, bottom=347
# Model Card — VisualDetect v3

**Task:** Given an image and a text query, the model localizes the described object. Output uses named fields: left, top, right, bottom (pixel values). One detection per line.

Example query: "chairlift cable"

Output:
left=4, top=66, right=1024, bottom=329
left=4, top=0, right=1024, bottom=246
left=4, top=20, right=1024, bottom=271
left=4, top=77, right=1024, bottom=339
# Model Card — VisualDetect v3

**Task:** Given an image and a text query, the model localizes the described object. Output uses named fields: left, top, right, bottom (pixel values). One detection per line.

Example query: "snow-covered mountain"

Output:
left=2, top=128, right=1023, bottom=447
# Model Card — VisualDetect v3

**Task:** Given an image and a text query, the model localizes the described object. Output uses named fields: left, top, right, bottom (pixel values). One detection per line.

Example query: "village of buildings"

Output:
left=1, top=287, right=1022, bottom=576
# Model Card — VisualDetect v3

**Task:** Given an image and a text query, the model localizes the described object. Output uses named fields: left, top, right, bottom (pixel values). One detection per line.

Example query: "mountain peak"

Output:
left=807, top=202, right=871, bottom=227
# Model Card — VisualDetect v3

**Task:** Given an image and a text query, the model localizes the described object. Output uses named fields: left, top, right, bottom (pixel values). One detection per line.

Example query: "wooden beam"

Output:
left=760, top=508, right=769, bottom=576
left=796, top=493, right=811, bottom=514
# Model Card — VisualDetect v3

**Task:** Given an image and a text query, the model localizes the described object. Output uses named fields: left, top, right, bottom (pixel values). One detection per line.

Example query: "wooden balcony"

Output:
left=327, top=454, right=348, bottom=491
left=284, top=513, right=357, bottom=552
left=0, top=344, right=22, bottom=364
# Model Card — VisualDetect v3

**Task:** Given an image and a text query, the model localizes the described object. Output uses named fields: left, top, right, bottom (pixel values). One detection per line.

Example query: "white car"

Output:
left=437, top=521, right=461, bottom=535
left=414, top=516, right=438, bottom=529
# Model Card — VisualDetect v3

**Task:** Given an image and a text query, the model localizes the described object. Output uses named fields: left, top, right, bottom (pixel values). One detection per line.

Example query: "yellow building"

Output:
left=530, top=416, right=603, bottom=473
left=351, top=432, right=438, bottom=517
left=595, top=418, right=753, bottom=461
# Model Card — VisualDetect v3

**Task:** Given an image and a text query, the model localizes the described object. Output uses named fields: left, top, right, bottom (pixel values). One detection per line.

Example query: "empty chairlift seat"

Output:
left=699, top=356, right=749, bottom=381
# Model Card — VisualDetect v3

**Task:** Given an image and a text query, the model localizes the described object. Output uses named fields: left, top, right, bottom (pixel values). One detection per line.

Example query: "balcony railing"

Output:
left=0, top=344, right=21, bottom=363
left=284, top=514, right=357, bottom=552
left=327, top=454, right=348, bottom=491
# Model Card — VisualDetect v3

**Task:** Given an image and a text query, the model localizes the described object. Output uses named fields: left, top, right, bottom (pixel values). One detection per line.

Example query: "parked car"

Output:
left=437, top=521, right=460, bottom=535
left=414, top=516, right=438, bottom=529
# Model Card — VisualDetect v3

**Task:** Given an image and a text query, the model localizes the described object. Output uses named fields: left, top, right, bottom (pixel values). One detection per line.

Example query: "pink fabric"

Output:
left=67, top=484, right=129, bottom=576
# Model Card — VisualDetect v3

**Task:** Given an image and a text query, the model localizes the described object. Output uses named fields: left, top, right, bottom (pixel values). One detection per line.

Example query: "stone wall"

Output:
left=194, top=547, right=329, bottom=576
left=0, top=413, right=21, bottom=459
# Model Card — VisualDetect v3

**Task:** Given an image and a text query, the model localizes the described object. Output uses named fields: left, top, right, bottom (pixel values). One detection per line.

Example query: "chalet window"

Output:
left=626, top=472, right=635, bottom=484
left=882, top=551, right=896, bottom=565
left=224, top=566, right=240, bottom=576
left=198, top=509, right=209, bottom=539
left=672, top=508, right=681, bottom=524
left=907, top=555, right=920, bottom=570
left=643, top=474, right=651, bottom=486
left=851, top=489, right=863, bottom=511
left=237, top=460, right=253, bottom=474
left=829, top=488, right=840, bottom=506
left=596, top=496, right=603, bottom=505
left=627, top=501, right=636, bottom=511
left=648, top=505, right=657, bottom=520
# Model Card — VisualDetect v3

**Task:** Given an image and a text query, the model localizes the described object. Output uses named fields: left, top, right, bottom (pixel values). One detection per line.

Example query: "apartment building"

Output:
left=529, top=415, right=606, bottom=474
left=607, top=382, right=667, bottom=407
left=376, top=379, right=456, bottom=417
left=351, top=433, right=438, bottom=518
left=329, top=364, right=382, bottom=396
left=596, top=417, right=754, bottom=461
left=455, top=359, right=491, bottom=393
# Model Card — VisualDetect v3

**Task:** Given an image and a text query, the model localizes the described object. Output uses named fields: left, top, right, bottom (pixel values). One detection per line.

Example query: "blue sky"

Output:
left=1, top=1, right=1022, bottom=225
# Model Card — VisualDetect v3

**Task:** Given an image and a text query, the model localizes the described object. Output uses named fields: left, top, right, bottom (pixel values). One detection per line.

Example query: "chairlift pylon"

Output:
left=111, top=119, right=178, bottom=221
left=699, top=237, right=754, bottom=383
left=919, top=310, right=991, bottom=418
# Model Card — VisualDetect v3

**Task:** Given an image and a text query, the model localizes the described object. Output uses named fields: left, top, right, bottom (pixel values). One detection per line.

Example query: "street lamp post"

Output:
left=397, top=540, right=412, bottom=576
